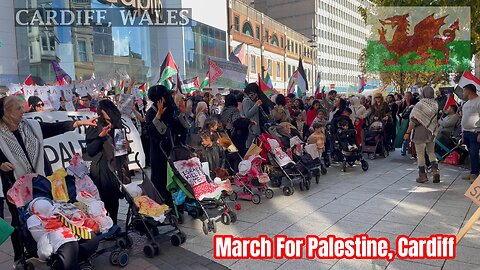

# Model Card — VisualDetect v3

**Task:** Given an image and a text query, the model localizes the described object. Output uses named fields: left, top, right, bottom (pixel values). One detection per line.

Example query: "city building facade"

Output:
left=254, top=0, right=372, bottom=92
left=229, top=0, right=314, bottom=93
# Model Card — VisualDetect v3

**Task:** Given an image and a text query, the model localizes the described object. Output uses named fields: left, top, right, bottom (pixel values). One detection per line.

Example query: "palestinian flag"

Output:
left=442, top=94, right=457, bottom=111
left=159, top=52, right=178, bottom=86
left=161, top=77, right=174, bottom=90
left=200, top=72, right=210, bottom=90
left=287, top=71, right=298, bottom=95
left=258, top=74, right=275, bottom=97
left=454, top=71, right=480, bottom=100
left=117, top=80, right=124, bottom=93
left=23, top=75, right=36, bottom=86
left=366, top=7, right=471, bottom=72
left=264, top=73, right=274, bottom=89
left=175, top=72, right=184, bottom=94
left=182, top=77, right=200, bottom=93
left=296, top=58, right=309, bottom=97
left=52, top=61, right=72, bottom=84
left=139, top=82, right=147, bottom=97
left=229, top=43, right=246, bottom=65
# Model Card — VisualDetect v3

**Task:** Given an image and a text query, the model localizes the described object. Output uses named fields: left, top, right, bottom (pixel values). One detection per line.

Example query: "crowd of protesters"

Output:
left=0, top=81, right=479, bottom=268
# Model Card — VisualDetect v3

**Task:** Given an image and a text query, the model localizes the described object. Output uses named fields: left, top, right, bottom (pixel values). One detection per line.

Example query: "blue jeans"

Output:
left=401, top=140, right=409, bottom=155
left=464, top=131, right=480, bottom=175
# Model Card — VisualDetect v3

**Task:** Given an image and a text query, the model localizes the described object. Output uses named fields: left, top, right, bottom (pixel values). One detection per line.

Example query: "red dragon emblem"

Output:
left=378, top=13, right=459, bottom=66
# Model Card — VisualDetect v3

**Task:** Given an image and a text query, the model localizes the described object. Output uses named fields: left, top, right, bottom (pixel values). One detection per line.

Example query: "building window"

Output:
left=234, top=16, right=240, bottom=32
left=250, top=55, right=256, bottom=73
left=288, top=65, right=291, bottom=77
left=41, top=32, right=55, bottom=52
left=78, top=40, right=87, bottom=62
left=256, top=26, right=260, bottom=39
left=267, top=59, right=272, bottom=75
left=29, top=44, right=33, bottom=59
left=265, top=30, right=269, bottom=42
left=280, top=37, right=284, bottom=49
left=276, top=62, right=281, bottom=77
left=271, top=34, right=279, bottom=47
left=242, top=22, right=254, bottom=37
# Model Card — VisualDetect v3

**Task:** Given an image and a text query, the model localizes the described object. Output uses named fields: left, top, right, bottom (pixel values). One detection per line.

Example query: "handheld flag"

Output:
left=159, top=52, right=179, bottom=85
left=182, top=77, right=200, bottom=93
left=287, top=71, right=299, bottom=95
left=455, top=71, right=480, bottom=100
left=139, top=83, right=147, bottom=97
left=443, top=94, right=457, bottom=111
left=200, top=72, right=210, bottom=90
left=314, top=72, right=321, bottom=97
left=23, top=75, right=36, bottom=86
left=258, top=74, right=275, bottom=97
left=52, top=61, right=72, bottom=84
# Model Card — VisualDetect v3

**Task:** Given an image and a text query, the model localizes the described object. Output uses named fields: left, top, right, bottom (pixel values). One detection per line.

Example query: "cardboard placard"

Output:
left=464, top=175, right=480, bottom=206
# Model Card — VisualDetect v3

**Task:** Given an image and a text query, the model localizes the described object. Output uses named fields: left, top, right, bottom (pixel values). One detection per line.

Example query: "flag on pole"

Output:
left=159, top=52, right=178, bottom=86
left=314, top=72, right=321, bottom=97
left=296, top=58, right=308, bottom=96
left=51, top=61, right=72, bottom=84
left=200, top=72, right=210, bottom=90
left=264, top=73, right=274, bottom=90
left=455, top=71, right=480, bottom=100
left=287, top=71, right=299, bottom=95
left=182, top=77, right=200, bottom=93
left=258, top=74, right=275, bottom=97
left=23, top=75, right=36, bottom=86
left=175, top=72, right=184, bottom=94
left=229, top=43, right=246, bottom=65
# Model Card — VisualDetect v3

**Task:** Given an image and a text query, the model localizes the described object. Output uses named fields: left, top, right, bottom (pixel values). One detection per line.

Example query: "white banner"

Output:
left=24, top=111, right=145, bottom=172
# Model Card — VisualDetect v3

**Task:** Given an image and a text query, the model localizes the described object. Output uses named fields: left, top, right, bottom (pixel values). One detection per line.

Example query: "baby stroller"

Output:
left=230, top=155, right=274, bottom=204
left=8, top=160, right=128, bottom=270
left=267, top=123, right=327, bottom=184
left=336, top=128, right=369, bottom=172
left=258, top=133, right=311, bottom=196
left=363, top=121, right=389, bottom=160
left=116, top=153, right=186, bottom=258
left=164, top=145, right=237, bottom=235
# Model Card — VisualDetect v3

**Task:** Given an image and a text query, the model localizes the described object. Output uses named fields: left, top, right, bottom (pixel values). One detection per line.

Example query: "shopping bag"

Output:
left=0, top=217, right=14, bottom=245
left=444, top=151, right=461, bottom=165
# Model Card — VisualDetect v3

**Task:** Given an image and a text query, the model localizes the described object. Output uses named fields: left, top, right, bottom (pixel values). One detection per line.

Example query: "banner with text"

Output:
left=208, top=57, right=247, bottom=90
left=24, top=111, right=145, bottom=171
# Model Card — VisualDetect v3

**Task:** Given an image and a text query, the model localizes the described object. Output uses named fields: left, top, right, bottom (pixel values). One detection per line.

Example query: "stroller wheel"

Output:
left=202, top=220, right=209, bottom=235
left=179, top=232, right=187, bottom=244
left=171, top=234, right=182, bottom=247
left=221, top=213, right=232, bottom=225
left=229, top=191, right=238, bottom=201
left=117, top=237, right=129, bottom=248
left=382, top=149, right=389, bottom=158
left=117, top=250, right=129, bottom=267
left=143, top=244, right=155, bottom=258
left=342, top=161, right=347, bottom=172
left=361, top=160, right=369, bottom=171
left=209, top=220, right=218, bottom=233
left=230, top=211, right=238, bottom=223
left=252, top=194, right=261, bottom=204
left=282, top=186, right=294, bottom=196
left=265, top=188, right=274, bottom=199
left=305, top=179, right=311, bottom=191
left=109, top=250, right=120, bottom=265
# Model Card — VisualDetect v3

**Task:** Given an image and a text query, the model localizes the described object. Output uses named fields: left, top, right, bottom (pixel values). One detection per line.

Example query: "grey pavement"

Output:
left=1, top=151, right=480, bottom=269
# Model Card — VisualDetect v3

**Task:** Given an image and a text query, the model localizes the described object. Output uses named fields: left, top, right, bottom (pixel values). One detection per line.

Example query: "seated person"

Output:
left=438, top=104, right=460, bottom=138
left=331, top=108, right=354, bottom=134
left=307, top=122, right=326, bottom=153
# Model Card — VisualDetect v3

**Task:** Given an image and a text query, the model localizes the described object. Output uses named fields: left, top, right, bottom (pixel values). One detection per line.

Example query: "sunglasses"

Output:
left=35, top=103, right=45, bottom=107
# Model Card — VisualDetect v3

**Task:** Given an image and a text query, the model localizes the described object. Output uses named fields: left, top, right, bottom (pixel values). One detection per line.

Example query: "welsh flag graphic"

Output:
left=366, top=7, right=471, bottom=72
left=159, top=52, right=178, bottom=87
left=200, top=72, right=210, bottom=90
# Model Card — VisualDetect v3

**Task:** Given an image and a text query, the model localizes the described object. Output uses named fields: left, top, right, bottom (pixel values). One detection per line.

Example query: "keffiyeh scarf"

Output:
left=410, top=98, right=438, bottom=135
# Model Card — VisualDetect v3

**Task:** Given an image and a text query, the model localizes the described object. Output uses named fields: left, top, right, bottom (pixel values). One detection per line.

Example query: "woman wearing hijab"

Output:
left=0, top=96, right=97, bottom=262
left=220, top=94, right=241, bottom=133
left=145, top=85, right=182, bottom=205
left=85, top=99, right=131, bottom=225
left=242, top=83, right=274, bottom=148
left=403, top=86, right=440, bottom=183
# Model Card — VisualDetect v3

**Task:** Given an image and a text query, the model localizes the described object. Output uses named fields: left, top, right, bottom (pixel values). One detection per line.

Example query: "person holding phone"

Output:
left=145, top=85, right=181, bottom=206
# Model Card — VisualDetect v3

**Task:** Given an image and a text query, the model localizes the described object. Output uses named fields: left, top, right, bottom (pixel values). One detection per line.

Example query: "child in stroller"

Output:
left=230, top=155, right=273, bottom=204
left=363, top=120, right=389, bottom=159
left=336, top=120, right=369, bottom=172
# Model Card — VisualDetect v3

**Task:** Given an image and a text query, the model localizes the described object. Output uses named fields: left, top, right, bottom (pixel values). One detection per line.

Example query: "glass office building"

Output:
left=13, top=0, right=227, bottom=85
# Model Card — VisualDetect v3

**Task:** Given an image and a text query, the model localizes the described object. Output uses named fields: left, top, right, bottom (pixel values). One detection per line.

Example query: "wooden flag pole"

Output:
left=457, top=207, right=480, bottom=244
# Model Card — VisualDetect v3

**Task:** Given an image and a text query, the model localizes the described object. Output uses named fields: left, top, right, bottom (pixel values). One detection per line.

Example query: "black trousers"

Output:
left=6, top=200, right=23, bottom=261
left=51, top=235, right=99, bottom=270
left=102, top=195, right=120, bottom=225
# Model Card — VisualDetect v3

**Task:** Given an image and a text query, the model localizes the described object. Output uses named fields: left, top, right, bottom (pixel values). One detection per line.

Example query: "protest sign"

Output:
left=24, top=111, right=145, bottom=171
left=208, top=57, right=247, bottom=89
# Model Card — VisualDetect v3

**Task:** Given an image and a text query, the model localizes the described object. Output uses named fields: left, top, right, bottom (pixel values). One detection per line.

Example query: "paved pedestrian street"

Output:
left=2, top=151, right=480, bottom=270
